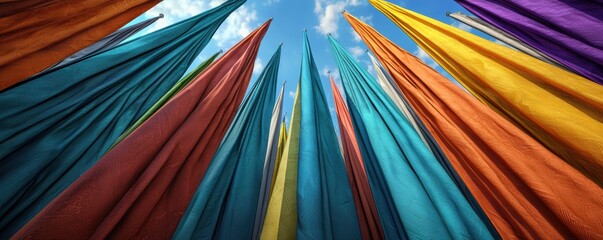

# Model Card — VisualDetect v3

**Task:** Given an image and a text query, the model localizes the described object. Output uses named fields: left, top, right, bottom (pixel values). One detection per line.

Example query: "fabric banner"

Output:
left=253, top=83, right=286, bottom=240
left=271, top=118, right=288, bottom=193
left=0, top=0, right=160, bottom=90
left=345, top=11, right=603, bottom=239
left=112, top=51, right=221, bottom=147
left=368, top=52, right=494, bottom=233
left=261, top=87, right=300, bottom=240
left=0, top=1, right=243, bottom=237
left=14, top=18, right=271, bottom=240
left=173, top=46, right=281, bottom=239
left=48, top=14, right=163, bottom=71
left=330, top=77, right=384, bottom=240
left=456, top=0, right=603, bottom=84
left=329, top=35, right=496, bottom=240
left=369, top=0, right=603, bottom=186
left=296, top=31, right=361, bottom=240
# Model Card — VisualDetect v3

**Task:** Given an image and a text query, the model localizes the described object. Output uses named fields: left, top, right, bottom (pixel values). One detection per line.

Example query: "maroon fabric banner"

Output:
left=14, top=19, right=271, bottom=240
left=330, top=77, right=384, bottom=240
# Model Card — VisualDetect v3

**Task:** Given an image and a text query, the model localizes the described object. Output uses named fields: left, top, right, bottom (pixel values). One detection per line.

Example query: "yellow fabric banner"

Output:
left=261, top=87, right=299, bottom=240
left=369, top=0, right=603, bottom=185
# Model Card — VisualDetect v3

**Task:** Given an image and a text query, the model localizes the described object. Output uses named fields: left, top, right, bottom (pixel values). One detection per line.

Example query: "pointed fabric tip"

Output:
left=345, top=10, right=603, bottom=239
left=13, top=7, right=271, bottom=239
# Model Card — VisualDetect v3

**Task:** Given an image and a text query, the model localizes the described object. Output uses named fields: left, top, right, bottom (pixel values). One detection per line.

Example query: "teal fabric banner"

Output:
left=328, top=35, right=496, bottom=240
left=296, top=31, right=361, bottom=240
left=173, top=46, right=281, bottom=240
left=0, top=1, right=244, bottom=237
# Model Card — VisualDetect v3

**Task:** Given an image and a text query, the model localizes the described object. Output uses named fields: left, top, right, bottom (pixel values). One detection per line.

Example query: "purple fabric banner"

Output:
left=456, top=0, right=603, bottom=84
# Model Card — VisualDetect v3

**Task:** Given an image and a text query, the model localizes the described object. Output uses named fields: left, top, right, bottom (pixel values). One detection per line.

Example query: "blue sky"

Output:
left=126, top=0, right=501, bottom=128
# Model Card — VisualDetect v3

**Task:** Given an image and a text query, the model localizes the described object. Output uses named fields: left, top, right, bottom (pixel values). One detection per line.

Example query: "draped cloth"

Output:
left=330, top=77, right=384, bottom=240
left=261, top=87, right=300, bottom=240
left=14, top=18, right=270, bottom=240
left=369, top=0, right=603, bottom=186
left=296, top=31, right=361, bottom=240
left=254, top=83, right=286, bottom=240
left=48, top=15, right=163, bottom=71
left=329, top=35, right=496, bottom=240
left=271, top=119, right=288, bottom=192
left=173, top=46, right=281, bottom=240
left=0, top=0, right=160, bottom=90
left=345, top=11, right=603, bottom=239
left=368, top=52, right=496, bottom=236
left=0, top=1, right=243, bottom=237
left=112, top=52, right=221, bottom=147
left=456, top=0, right=603, bottom=84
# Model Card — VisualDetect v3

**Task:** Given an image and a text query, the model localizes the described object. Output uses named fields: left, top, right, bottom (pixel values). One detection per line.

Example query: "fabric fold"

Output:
left=369, top=0, right=603, bottom=186
left=14, top=17, right=271, bottom=240
left=173, top=45, right=281, bottom=239
left=330, top=77, right=384, bottom=240
left=329, top=35, right=496, bottom=240
left=456, top=0, right=603, bottom=84
left=0, top=0, right=160, bottom=90
left=0, top=1, right=244, bottom=237
left=296, top=31, right=361, bottom=240
left=345, top=10, right=603, bottom=239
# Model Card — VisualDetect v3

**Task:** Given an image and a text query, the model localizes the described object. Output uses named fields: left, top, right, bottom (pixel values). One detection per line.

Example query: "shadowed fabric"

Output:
left=456, top=0, right=603, bottom=84
left=173, top=46, right=280, bottom=240
left=112, top=52, right=221, bottom=147
left=346, top=11, right=603, bottom=239
left=330, top=77, right=384, bottom=240
left=254, top=83, right=286, bottom=240
left=271, top=119, right=288, bottom=193
left=261, top=87, right=300, bottom=240
left=0, top=1, right=243, bottom=237
left=0, top=0, right=160, bottom=90
left=48, top=14, right=163, bottom=71
left=329, top=35, right=496, bottom=240
left=297, top=32, right=360, bottom=240
left=369, top=0, right=603, bottom=186
left=13, top=18, right=270, bottom=240
left=368, top=52, right=495, bottom=236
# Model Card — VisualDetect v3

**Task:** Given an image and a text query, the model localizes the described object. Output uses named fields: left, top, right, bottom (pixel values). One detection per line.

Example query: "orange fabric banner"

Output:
left=330, top=77, right=384, bottom=240
left=0, top=0, right=160, bottom=91
left=14, top=19, right=271, bottom=240
left=345, top=12, right=603, bottom=239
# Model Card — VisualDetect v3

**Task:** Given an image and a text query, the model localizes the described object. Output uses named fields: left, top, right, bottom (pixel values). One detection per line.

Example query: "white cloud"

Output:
left=141, top=0, right=259, bottom=48
left=451, top=21, right=472, bottom=32
left=212, top=5, right=259, bottom=47
left=349, top=46, right=364, bottom=59
left=253, top=58, right=264, bottom=75
left=314, top=0, right=366, bottom=37
left=413, top=47, right=440, bottom=69
left=263, top=0, right=280, bottom=6
left=351, top=29, right=362, bottom=42
left=366, top=64, right=375, bottom=76
left=289, top=91, right=295, bottom=98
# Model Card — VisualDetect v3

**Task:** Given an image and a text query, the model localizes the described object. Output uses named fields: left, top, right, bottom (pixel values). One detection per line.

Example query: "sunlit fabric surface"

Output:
left=330, top=77, right=384, bottom=240
left=254, top=84, right=286, bottom=240
left=112, top=52, right=220, bottom=147
left=0, top=0, right=160, bottom=90
left=330, top=35, right=496, bottom=240
left=0, top=1, right=243, bottom=237
left=456, top=0, right=603, bottom=84
left=368, top=52, right=494, bottom=235
left=14, top=18, right=270, bottom=240
left=297, top=32, right=361, bottom=240
left=369, top=0, right=603, bottom=186
left=173, top=46, right=280, bottom=239
left=46, top=15, right=162, bottom=71
left=346, top=11, right=603, bottom=239
left=261, top=87, right=300, bottom=240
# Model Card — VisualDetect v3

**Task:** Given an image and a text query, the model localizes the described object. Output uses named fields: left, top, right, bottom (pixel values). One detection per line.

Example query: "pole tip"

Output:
left=218, top=49, right=223, bottom=54
left=159, top=13, right=164, bottom=18
left=446, top=11, right=451, bottom=16
left=303, top=28, right=307, bottom=32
